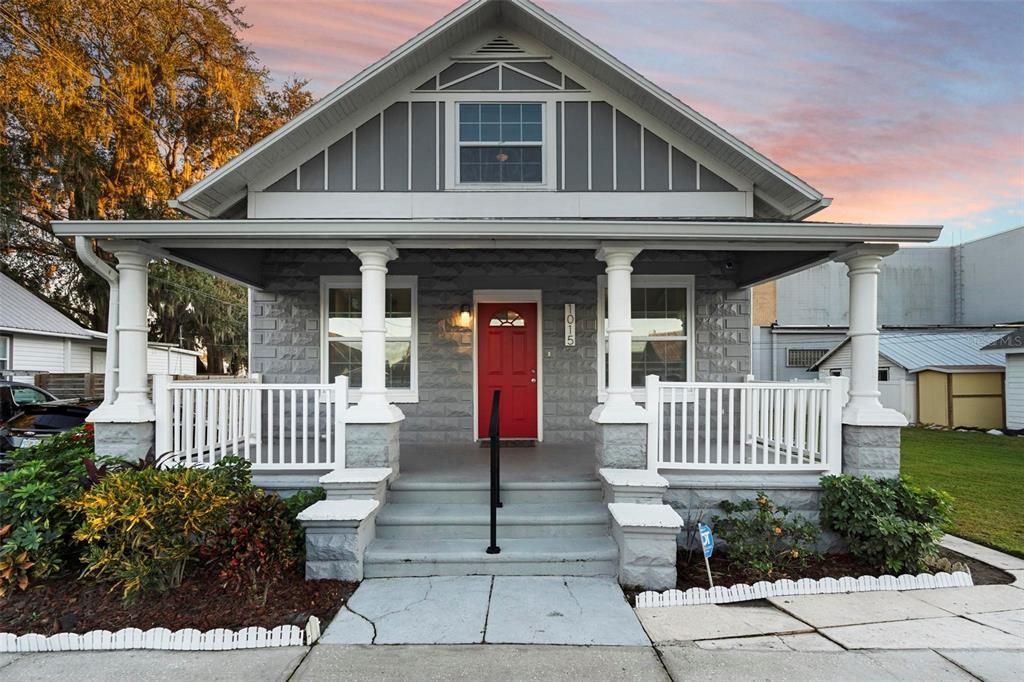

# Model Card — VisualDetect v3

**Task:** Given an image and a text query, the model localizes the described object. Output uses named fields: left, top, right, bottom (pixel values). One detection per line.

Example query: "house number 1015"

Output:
left=564, top=304, right=576, bottom=347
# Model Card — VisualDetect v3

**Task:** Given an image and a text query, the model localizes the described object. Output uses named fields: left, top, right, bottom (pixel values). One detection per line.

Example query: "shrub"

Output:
left=712, top=492, right=820, bottom=580
left=201, top=491, right=300, bottom=605
left=210, top=456, right=255, bottom=497
left=69, top=467, right=234, bottom=601
left=0, top=426, right=98, bottom=595
left=282, top=487, right=326, bottom=556
left=819, top=475, right=953, bottom=574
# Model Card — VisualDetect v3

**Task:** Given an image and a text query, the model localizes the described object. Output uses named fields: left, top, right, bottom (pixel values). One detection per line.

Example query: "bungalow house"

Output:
left=812, top=328, right=1010, bottom=428
left=55, top=0, right=941, bottom=587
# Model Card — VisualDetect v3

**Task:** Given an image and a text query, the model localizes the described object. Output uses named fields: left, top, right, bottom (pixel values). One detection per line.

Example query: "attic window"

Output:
left=458, top=103, right=543, bottom=183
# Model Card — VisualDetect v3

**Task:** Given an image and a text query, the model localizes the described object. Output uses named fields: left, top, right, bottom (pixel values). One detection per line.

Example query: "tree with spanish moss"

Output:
left=0, top=0, right=313, bottom=370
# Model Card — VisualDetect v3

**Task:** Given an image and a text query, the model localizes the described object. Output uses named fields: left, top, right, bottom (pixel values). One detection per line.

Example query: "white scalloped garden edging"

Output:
left=635, top=571, right=973, bottom=608
left=0, top=616, right=321, bottom=653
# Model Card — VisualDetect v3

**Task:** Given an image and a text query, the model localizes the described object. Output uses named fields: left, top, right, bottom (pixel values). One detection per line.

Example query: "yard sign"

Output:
left=699, top=523, right=715, bottom=588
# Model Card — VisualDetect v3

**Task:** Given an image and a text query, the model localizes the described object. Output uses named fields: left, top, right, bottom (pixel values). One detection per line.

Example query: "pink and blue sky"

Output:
left=239, top=0, right=1023, bottom=245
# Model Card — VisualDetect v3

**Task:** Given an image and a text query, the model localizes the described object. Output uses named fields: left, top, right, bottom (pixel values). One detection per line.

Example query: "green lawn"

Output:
left=901, top=427, right=1024, bottom=557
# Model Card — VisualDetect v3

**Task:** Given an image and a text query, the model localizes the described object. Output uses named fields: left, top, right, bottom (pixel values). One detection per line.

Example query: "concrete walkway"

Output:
left=4, top=538, right=1023, bottom=680
left=319, top=575, right=650, bottom=645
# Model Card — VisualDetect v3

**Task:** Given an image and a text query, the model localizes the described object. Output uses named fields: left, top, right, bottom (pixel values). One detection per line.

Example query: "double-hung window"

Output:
left=597, top=275, right=695, bottom=400
left=458, top=103, right=543, bottom=184
left=0, top=335, right=10, bottom=370
left=320, top=276, right=418, bottom=402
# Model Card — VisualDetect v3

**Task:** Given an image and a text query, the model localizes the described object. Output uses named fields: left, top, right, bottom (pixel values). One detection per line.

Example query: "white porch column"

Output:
left=836, top=245, right=906, bottom=427
left=88, top=242, right=154, bottom=424
left=591, top=244, right=647, bottom=424
left=346, top=242, right=404, bottom=424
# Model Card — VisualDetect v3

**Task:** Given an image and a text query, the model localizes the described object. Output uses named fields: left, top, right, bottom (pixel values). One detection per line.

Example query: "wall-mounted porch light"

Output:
left=459, top=304, right=472, bottom=327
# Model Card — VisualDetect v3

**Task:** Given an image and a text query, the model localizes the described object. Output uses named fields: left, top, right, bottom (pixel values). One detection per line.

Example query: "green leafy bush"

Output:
left=201, top=491, right=300, bottom=605
left=713, top=492, right=820, bottom=580
left=69, top=468, right=234, bottom=601
left=819, top=475, right=953, bottom=574
left=283, top=487, right=326, bottom=555
left=0, top=426, right=98, bottom=595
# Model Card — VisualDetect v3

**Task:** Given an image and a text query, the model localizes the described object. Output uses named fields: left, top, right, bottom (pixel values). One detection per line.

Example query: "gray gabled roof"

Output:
left=982, top=328, right=1024, bottom=354
left=176, top=0, right=825, bottom=219
left=0, top=271, right=98, bottom=339
left=812, top=329, right=1010, bottom=372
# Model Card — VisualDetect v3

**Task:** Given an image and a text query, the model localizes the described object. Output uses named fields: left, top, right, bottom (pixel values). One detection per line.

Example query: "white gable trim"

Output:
left=177, top=0, right=820, bottom=217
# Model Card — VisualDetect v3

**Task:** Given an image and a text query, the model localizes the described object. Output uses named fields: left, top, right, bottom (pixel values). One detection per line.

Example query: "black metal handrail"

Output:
left=486, top=389, right=502, bottom=555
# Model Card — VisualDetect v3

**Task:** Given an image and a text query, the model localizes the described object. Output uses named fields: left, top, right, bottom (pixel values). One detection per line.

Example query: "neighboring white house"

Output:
left=752, top=227, right=1024, bottom=382
left=983, top=328, right=1024, bottom=430
left=57, top=0, right=943, bottom=587
left=812, top=329, right=1010, bottom=426
left=0, top=271, right=199, bottom=384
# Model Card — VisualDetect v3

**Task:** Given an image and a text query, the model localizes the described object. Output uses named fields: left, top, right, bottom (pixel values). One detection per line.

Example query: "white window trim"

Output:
left=447, top=99, right=557, bottom=191
left=319, top=275, right=419, bottom=403
left=596, top=274, right=695, bottom=403
left=0, top=334, right=10, bottom=371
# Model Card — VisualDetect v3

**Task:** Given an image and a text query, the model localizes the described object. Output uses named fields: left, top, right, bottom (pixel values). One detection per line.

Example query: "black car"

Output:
left=0, top=381, right=59, bottom=424
left=1, top=402, right=97, bottom=454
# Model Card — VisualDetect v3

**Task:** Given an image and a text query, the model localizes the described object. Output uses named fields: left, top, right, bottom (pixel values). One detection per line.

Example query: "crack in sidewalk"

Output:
left=342, top=603, right=378, bottom=644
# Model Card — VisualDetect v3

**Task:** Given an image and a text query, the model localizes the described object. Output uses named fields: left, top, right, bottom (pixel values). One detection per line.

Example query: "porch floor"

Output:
left=401, top=442, right=596, bottom=483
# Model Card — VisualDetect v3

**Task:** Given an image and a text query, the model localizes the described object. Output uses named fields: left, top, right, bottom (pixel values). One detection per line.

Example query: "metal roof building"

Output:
left=812, top=329, right=1010, bottom=373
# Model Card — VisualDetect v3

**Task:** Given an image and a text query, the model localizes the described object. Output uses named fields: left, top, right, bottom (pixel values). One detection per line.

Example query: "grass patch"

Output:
left=901, top=427, right=1024, bottom=557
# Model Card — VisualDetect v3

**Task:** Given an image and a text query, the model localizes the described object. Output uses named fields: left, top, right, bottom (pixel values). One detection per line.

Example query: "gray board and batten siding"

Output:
left=262, top=58, right=734, bottom=194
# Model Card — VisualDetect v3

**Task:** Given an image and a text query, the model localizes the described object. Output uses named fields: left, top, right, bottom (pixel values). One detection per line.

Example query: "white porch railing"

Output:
left=153, top=375, right=348, bottom=469
left=645, top=375, right=845, bottom=472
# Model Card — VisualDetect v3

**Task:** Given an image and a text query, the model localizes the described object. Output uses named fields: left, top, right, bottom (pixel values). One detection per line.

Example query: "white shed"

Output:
left=812, top=328, right=1010, bottom=425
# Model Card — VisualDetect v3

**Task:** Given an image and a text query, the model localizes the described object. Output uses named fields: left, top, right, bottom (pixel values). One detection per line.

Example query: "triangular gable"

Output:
left=176, top=0, right=823, bottom=218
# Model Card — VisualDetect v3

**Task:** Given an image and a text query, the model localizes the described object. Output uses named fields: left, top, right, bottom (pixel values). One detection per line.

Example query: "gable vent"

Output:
left=473, top=35, right=525, bottom=55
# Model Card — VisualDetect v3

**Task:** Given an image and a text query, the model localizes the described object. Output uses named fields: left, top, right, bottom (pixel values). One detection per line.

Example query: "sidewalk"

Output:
left=2, top=538, right=1021, bottom=681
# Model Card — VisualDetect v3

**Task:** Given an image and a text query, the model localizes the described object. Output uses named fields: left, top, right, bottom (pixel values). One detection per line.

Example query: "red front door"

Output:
left=477, top=302, right=538, bottom=439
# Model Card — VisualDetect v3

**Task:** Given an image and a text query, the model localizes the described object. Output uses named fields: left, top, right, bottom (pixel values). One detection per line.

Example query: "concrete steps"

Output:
left=375, top=501, right=610, bottom=539
left=363, top=477, right=616, bottom=578
left=363, top=537, right=618, bottom=578
left=386, top=479, right=602, bottom=504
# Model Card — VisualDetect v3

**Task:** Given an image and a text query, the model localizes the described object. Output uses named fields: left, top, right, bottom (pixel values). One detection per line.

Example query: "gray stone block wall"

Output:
left=662, top=472, right=845, bottom=553
left=250, top=249, right=751, bottom=448
left=842, top=424, right=902, bottom=478
left=94, top=421, right=155, bottom=460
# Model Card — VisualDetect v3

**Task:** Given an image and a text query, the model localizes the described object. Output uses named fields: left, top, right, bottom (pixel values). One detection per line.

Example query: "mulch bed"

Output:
left=625, top=546, right=1013, bottom=605
left=0, top=568, right=357, bottom=636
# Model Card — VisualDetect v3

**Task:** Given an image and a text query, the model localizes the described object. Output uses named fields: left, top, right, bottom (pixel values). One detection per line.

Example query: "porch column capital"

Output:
left=595, top=243, right=643, bottom=267
left=838, top=244, right=907, bottom=427
left=349, top=242, right=399, bottom=265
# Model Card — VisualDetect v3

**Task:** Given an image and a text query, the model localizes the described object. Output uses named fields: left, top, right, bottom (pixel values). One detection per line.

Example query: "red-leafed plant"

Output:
left=200, top=491, right=299, bottom=605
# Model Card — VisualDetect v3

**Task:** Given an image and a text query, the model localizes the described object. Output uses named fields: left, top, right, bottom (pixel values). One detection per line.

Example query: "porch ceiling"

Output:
left=54, top=217, right=940, bottom=290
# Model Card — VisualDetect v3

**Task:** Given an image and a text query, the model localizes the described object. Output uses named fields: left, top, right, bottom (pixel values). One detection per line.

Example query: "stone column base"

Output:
left=93, top=421, right=155, bottom=460
left=345, top=422, right=401, bottom=472
left=609, top=503, right=683, bottom=591
left=299, top=500, right=379, bottom=581
left=595, top=423, right=648, bottom=469
left=320, top=467, right=392, bottom=502
left=842, top=424, right=902, bottom=479
left=599, top=468, right=668, bottom=504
